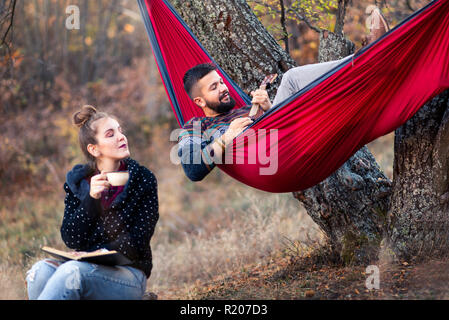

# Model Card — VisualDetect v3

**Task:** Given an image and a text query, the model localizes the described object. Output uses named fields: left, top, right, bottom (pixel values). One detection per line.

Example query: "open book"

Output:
left=41, top=246, right=132, bottom=266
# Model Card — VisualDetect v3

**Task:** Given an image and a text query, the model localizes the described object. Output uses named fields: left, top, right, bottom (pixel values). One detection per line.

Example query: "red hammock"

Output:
left=138, top=0, right=449, bottom=193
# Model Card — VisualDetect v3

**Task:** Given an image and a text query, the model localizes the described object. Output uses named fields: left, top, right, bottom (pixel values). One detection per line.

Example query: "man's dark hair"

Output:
left=183, top=63, right=217, bottom=99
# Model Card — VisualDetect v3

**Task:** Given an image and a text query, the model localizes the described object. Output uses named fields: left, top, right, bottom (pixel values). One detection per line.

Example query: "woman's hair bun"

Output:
left=73, top=105, right=98, bottom=128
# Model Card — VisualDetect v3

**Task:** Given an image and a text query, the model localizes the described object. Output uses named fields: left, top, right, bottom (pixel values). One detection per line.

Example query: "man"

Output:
left=177, top=56, right=351, bottom=181
left=178, top=10, right=388, bottom=181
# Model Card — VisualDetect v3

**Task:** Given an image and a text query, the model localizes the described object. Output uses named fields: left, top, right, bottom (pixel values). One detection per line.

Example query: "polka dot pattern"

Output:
left=61, top=158, right=158, bottom=278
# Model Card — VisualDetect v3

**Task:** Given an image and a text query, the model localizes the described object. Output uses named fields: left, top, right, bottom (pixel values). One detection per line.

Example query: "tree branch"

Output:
left=250, top=0, right=321, bottom=34
left=287, top=8, right=321, bottom=34
left=375, top=0, right=388, bottom=9
left=279, top=0, right=289, bottom=54
left=1, top=0, right=17, bottom=47
left=335, top=0, right=351, bottom=36
left=405, top=0, right=415, bottom=12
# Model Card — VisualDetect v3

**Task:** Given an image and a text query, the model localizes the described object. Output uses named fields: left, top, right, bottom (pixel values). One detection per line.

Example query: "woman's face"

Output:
left=89, top=117, right=130, bottom=162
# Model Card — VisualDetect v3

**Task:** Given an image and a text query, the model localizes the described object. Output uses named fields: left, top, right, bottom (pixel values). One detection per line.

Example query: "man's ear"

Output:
left=87, top=144, right=100, bottom=158
left=193, top=96, right=206, bottom=109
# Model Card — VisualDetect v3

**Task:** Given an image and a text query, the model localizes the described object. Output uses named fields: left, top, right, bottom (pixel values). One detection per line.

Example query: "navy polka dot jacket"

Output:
left=61, top=158, right=158, bottom=278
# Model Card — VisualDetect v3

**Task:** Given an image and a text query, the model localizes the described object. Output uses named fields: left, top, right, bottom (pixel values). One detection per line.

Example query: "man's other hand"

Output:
left=251, top=89, right=272, bottom=111
left=222, top=117, right=253, bottom=145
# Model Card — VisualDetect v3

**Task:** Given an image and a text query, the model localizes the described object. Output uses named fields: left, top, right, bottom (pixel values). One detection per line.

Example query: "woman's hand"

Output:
left=69, top=251, right=87, bottom=257
left=89, top=171, right=111, bottom=199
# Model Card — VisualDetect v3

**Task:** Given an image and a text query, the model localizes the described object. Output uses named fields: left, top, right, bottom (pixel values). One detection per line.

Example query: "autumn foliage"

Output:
left=0, top=0, right=436, bottom=300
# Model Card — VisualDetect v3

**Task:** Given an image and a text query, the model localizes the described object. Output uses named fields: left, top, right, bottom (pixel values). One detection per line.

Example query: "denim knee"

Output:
left=26, top=259, right=59, bottom=300
left=49, top=260, right=88, bottom=291
left=31, top=260, right=146, bottom=300
left=36, top=260, right=86, bottom=300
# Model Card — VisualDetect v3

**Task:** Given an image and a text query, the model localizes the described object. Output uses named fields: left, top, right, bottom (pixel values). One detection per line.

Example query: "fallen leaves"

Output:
left=305, top=290, right=315, bottom=298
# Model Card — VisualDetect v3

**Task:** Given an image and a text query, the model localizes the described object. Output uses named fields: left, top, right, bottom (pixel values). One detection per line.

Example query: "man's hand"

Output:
left=251, top=89, right=272, bottom=111
left=90, top=171, right=111, bottom=199
left=221, top=117, right=253, bottom=145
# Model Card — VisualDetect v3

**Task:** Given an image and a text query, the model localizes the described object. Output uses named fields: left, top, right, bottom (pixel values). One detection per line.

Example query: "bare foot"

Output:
left=364, top=5, right=389, bottom=45
left=354, top=5, right=390, bottom=61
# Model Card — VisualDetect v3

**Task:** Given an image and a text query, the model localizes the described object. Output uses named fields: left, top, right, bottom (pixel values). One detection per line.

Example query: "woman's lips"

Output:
left=119, top=144, right=127, bottom=149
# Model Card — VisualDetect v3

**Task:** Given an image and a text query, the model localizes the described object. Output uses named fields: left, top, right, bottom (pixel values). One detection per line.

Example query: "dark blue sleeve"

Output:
left=60, top=182, right=102, bottom=250
left=178, top=137, right=216, bottom=181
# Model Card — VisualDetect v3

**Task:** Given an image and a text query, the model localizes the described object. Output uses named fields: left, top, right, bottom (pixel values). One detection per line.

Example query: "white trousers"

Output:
left=272, top=54, right=354, bottom=106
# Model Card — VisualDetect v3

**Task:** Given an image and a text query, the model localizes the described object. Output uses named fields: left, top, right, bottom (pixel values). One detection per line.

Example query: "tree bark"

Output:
left=171, top=0, right=449, bottom=264
left=293, top=30, right=390, bottom=264
left=171, top=0, right=296, bottom=99
left=387, top=91, right=449, bottom=261
left=335, top=0, right=350, bottom=36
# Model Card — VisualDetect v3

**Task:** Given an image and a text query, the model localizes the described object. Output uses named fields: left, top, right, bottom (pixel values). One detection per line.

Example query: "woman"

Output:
left=26, top=105, right=159, bottom=300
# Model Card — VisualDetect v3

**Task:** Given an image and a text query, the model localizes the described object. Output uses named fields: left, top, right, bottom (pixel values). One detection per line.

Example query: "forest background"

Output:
left=0, top=0, right=433, bottom=299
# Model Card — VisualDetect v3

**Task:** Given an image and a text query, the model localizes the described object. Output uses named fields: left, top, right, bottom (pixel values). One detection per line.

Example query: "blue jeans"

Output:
left=26, top=259, right=147, bottom=300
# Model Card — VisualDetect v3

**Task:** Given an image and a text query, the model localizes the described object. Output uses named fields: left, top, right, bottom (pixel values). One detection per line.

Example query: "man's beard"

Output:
left=206, top=93, right=236, bottom=114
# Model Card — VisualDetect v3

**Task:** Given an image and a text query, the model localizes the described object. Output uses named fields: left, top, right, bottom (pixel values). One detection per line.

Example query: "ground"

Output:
left=154, top=250, right=449, bottom=300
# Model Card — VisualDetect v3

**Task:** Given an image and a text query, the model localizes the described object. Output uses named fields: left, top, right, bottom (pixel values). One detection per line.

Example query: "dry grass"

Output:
left=150, top=187, right=323, bottom=297
left=0, top=113, right=394, bottom=300
left=0, top=150, right=324, bottom=299
left=2, top=0, right=434, bottom=301
left=0, top=263, right=28, bottom=299
left=186, top=252, right=449, bottom=300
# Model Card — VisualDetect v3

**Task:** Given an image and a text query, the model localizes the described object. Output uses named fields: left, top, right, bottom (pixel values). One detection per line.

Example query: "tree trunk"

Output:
left=335, top=0, right=350, bottom=36
left=170, top=0, right=296, bottom=99
left=171, top=0, right=449, bottom=264
left=293, top=30, right=390, bottom=264
left=387, top=90, right=449, bottom=261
